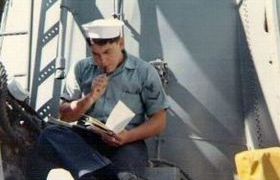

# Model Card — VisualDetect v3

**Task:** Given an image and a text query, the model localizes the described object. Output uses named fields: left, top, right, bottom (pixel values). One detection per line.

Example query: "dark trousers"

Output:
left=29, top=125, right=148, bottom=179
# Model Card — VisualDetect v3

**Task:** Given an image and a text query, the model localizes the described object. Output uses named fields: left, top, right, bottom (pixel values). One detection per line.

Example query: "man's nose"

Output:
left=100, top=55, right=107, bottom=64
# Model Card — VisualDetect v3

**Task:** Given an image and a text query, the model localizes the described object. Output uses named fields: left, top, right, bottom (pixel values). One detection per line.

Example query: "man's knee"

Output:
left=38, top=126, right=69, bottom=143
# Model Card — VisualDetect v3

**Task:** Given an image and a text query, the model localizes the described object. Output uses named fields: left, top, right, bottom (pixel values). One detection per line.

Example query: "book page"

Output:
left=105, top=100, right=135, bottom=133
left=84, top=116, right=108, bottom=130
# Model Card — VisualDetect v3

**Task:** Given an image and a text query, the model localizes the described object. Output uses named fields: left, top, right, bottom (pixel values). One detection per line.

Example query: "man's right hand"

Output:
left=60, top=74, right=109, bottom=122
left=90, top=74, right=108, bottom=100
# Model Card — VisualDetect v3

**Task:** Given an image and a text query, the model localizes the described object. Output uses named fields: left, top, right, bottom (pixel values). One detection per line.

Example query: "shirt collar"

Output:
left=123, top=51, right=136, bottom=70
left=90, top=57, right=96, bottom=66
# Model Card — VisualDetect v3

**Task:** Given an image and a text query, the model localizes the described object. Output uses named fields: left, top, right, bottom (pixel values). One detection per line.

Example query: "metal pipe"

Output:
left=55, top=0, right=68, bottom=80
left=27, top=0, right=35, bottom=92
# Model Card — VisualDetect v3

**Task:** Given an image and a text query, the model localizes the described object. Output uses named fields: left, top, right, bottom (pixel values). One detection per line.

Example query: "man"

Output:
left=38, top=18, right=169, bottom=180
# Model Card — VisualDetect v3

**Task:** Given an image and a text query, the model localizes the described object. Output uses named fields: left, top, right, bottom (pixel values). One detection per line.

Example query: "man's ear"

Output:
left=119, top=37, right=125, bottom=50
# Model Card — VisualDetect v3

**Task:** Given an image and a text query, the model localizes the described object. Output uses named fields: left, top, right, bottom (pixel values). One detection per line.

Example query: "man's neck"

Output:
left=116, top=50, right=126, bottom=68
left=106, top=50, right=126, bottom=76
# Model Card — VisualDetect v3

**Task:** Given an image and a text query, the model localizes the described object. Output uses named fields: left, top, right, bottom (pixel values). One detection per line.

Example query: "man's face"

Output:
left=91, top=38, right=124, bottom=74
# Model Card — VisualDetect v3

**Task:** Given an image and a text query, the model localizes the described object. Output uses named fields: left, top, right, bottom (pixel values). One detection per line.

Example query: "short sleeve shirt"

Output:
left=61, top=53, right=169, bottom=129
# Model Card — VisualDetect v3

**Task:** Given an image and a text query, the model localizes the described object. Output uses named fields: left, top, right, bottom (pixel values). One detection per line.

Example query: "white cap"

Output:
left=82, top=18, right=124, bottom=39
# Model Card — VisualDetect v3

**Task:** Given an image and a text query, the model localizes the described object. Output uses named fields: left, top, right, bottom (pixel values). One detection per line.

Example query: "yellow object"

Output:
left=235, top=147, right=280, bottom=180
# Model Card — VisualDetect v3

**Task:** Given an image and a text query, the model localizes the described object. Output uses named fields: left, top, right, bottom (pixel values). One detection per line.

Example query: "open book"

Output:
left=83, top=100, right=135, bottom=135
left=47, top=101, right=135, bottom=136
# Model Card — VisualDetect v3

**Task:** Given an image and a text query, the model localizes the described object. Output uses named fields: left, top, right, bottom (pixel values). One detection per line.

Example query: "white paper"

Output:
left=105, top=100, right=135, bottom=133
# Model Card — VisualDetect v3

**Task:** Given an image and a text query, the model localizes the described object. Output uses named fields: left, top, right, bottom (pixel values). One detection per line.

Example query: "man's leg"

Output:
left=37, top=125, right=111, bottom=179
left=99, top=141, right=149, bottom=179
left=24, top=145, right=58, bottom=180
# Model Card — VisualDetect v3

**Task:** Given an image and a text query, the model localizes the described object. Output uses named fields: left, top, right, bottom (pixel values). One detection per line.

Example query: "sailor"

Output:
left=37, top=18, right=169, bottom=179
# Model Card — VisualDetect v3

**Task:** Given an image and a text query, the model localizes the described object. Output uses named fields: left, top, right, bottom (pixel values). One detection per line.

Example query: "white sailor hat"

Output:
left=82, top=18, right=124, bottom=39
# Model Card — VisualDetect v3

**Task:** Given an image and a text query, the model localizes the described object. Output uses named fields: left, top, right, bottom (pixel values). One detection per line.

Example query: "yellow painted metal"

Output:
left=235, top=147, right=280, bottom=180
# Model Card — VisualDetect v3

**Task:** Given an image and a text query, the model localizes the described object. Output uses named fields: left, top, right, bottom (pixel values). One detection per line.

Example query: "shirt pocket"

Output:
left=120, top=92, right=144, bottom=114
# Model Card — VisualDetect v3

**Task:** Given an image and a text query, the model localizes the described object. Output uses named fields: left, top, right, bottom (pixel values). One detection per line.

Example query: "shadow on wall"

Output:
left=62, top=0, right=103, bottom=57
left=147, top=70, right=245, bottom=180
left=139, top=0, right=241, bottom=103
left=134, top=0, right=245, bottom=143
left=138, top=0, right=163, bottom=61
left=134, top=1, right=247, bottom=179
left=165, top=70, right=244, bottom=144
left=63, top=0, right=103, bottom=25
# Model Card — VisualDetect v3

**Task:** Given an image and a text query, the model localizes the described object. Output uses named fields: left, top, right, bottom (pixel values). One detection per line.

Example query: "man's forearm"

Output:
left=122, top=110, right=167, bottom=144
left=59, top=94, right=97, bottom=122
left=60, top=74, right=108, bottom=122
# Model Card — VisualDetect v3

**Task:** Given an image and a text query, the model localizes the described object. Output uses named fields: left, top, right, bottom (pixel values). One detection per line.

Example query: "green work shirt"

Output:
left=61, top=53, right=169, bottom=129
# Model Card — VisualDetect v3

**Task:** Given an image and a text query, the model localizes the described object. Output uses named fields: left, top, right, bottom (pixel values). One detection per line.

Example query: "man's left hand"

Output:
left=101, top=130, right=128, bottom=147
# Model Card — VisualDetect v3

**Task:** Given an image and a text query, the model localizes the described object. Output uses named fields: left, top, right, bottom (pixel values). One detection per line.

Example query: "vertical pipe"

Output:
left=55, top=0, right=67, bottom=80
left=27, top=0, right=34, bottom=92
